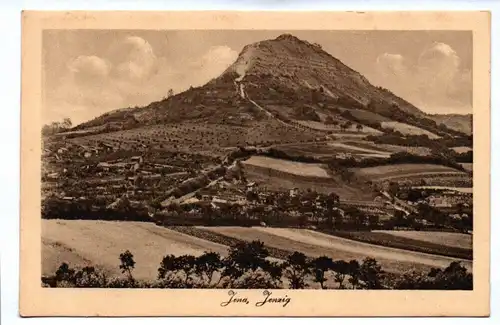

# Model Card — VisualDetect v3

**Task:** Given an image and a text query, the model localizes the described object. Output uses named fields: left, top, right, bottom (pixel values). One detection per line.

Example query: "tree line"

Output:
left=42, top=240, right=472, bottom=290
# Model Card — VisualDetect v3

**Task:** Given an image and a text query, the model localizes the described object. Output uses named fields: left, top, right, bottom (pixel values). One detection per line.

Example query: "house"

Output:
left=290, top=188, right=299, bottom=198
left=131, top=156, right=144, bottom=164
left=84, top=152, right=92, bottom=158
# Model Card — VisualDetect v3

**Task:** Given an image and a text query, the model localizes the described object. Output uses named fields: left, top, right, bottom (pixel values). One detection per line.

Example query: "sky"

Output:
left=42, top=30, right=472, bottom=125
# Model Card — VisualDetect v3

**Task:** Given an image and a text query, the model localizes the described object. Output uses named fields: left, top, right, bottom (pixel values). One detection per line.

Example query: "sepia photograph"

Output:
left=20, top=11, right=490, bottom=317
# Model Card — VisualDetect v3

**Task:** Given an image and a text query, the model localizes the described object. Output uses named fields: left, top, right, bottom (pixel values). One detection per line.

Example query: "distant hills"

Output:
left=428, top=114, right=472, bottom=135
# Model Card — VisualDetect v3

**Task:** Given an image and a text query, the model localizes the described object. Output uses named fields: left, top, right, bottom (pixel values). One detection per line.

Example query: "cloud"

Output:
left=44, top=39, right=239, bottom=125
left=376, top=53, right=406, bottom=77
left=373, top=42, right=471, bottom=114
left=67, top=55, right=111, bottom=85
left=108, top=36, right=157, bottom=80
left=188, top=46, right=239, bottom=85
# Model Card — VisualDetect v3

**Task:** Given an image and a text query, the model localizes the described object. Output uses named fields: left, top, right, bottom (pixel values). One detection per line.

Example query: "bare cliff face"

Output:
left=75, top=34, right=447, bottom=133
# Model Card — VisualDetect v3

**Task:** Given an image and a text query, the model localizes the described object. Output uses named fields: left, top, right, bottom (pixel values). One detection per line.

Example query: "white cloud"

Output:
left=108, top=36, right=157, bottom=80
left=188, top=46, right=239, bottom=85
left=376, top=53, right=406, bottom=77
left=44, top=39, right=239, bottom=125
left=373, top=42, right=471, bottom=114
left=67, top=55, right=111, bottom=86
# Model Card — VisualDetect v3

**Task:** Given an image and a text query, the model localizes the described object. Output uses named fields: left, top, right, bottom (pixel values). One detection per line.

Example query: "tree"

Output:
left=175, top=255, right=198, bottom=285
left=283, top=252, right=310, bottom=289
left=119, top=250, right=136, bottom=282
left=324, top=116, right=334, bottom=125
left=309, top=256, right=333, bottom=289
left=356, top=124, right=363, bottom=132
left=345, top=121, right=353, bottom=130
left=359, top=258, right=383, bottom=289
left=331, top=260, right=350, bottom=288
left=347, top=260, right=361, bottom=289
left=62, top=118, right=72, bottom=129
left=222, top=241, right=270, bottom=282
left=167, top=89, right=174, bottom=98
left=396, top=262, right=472, bottom=290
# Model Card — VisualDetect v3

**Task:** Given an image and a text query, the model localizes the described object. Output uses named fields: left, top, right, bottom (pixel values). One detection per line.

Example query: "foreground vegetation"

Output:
left=42, top=241, right=473, bottom=290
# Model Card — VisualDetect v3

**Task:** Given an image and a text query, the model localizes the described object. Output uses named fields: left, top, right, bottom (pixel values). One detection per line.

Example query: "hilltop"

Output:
left=72, top=34, right=464, bottom=140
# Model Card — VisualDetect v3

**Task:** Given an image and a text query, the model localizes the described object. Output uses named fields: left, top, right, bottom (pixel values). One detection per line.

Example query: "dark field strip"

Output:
left=328, top=231, right=472, bottom=260
left=169, top=226, right=297, bottom=261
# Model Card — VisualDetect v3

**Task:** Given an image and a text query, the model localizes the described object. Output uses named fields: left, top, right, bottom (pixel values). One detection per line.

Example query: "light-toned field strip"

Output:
left=411, top=186, right=473, bottom=194
left=329, top=142, right=391, bottom=156
left=374, top=230, right=472, bottom=250
left=42, top=220, right=229, bottom=280
left=199, top=227, right=471, bottom=274
left=355, top=164, right=460, bottom=176
left=460, top=163, right=473, bottom=172
left=375, top=171, right=466, bottom=181
left=381, top=121, right=440, bottom=139
left=242, top=156, right=330, bottom=178
left=451, top=146, right=472, bottom=153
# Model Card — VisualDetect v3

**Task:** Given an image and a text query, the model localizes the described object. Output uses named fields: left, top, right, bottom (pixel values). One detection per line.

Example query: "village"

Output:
left=40, top=136, right=473, bottom=234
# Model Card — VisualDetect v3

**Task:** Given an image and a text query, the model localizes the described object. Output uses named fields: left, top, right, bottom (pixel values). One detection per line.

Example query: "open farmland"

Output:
left=69, top=120, right=321, bottom=157
left=342, top=140, right=433, bottom=156
left=295, top=120, right=382, bottom=135
left=411, top=186, right=473, bottom=194
left=341, top=108, right=391, bottom=123
left=353, top=164, right=467, bottom=182
left=331, top=231, right=472, bottom=260
left=374, top=230, right=472, bottom=250
left=452, top=146, right=472, bottom=154
left=460, top=163, right=473, bottom=172
left=328, top=142, right=391, bottom=158
left=196, top=226, right=471, bottom=274
left=381, top=121, right=440, bottom=139
left=242, top=156, right=330, bottom=178
left=273, top=141, right=392, bottom=159
left=42, top=219, right=229, bottom=280
left=242, top=161, right=376, bottom=201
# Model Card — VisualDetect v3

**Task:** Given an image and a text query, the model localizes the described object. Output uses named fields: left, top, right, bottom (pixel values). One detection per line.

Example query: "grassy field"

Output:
left=295, top=120, right=382, bottom=134
left=411, top=186, right=473, bottom=194
left=328, top=142, right=391, bottom=158
left=343, top=141, right=432, bottom=157
left=374, top=230, right=472, bottom=250
left=197, top=226, right=471, bottom=274
left=242, top=163, right=376, bottom=201
left=242, top=156, right=330, bottom=178
left=42, top=219, right=229, bottom=280
left=353, top=164, right=466, bottom=181
left=331, top=231, right=472, bottom=260
left=342, top=108, right=391, bottom=123
left=69, top=120, right=321, bottom=156
left=460, top=163, right=473, bottom=172
left=452, top=146, right=472, bottom=153
left=381, top=121, right=440, bottom=139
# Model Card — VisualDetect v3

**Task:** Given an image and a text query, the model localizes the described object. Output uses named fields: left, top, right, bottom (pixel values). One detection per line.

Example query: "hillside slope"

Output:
left=72, top=34, right=462, bottom=139
left=429, top=114, right=472, bottom=135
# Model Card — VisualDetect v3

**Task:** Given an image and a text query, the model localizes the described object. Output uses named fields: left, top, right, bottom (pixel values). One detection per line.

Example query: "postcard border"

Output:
left=20, top=10, right=491, bottom=317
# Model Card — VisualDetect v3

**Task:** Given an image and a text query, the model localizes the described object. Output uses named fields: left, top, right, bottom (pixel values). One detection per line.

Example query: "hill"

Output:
left=71, top=34, right=463, bottom=140
left=428, top=113, right=472, bottom=135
